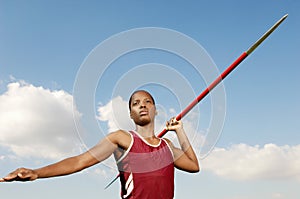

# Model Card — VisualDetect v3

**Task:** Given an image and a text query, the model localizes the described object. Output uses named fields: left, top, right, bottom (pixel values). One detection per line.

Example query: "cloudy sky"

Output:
left=1, top=1, right=299, bottom=199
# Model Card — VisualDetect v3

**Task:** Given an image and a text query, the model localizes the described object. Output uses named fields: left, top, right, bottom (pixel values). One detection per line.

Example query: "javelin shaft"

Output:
left=156, top=14, right=288, bottom=138
left=105, top=14, right=288, bottom=189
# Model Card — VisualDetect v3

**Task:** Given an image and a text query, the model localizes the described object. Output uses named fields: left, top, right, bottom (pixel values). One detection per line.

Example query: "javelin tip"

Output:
left=246, top=14, right=288, bottom=55
left=280, top=14, right=288, bottom=22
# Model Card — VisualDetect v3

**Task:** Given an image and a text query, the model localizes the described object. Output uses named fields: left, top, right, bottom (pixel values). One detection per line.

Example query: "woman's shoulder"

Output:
left=108, top=130, right=132, bottom=148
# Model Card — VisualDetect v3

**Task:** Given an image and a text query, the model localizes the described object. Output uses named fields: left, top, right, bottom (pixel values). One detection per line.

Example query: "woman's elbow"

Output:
left=191, top=164, right=200, bottom=173
left=185, top=163, right=200, bottom=173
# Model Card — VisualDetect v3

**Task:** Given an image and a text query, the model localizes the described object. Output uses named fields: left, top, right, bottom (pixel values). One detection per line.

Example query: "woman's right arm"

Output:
left=0, top=152, right=100, bottom=182
left=0, top=130, right=128, bottom=182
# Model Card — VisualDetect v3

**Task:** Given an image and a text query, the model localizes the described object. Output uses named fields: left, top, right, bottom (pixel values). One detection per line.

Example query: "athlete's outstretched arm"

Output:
left=0, top=131, right=127, bottom=182
left=0, top=151, right=101, bottom=182
left=165, top=118, right=200, bottom=173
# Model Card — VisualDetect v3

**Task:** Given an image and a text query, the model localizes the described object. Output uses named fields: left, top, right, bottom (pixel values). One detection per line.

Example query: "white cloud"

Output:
left=202, top=143, right=300, bottom=181
left=97, top=96, right=135, bottom=132
left=0, top=81, right=82, bottom=160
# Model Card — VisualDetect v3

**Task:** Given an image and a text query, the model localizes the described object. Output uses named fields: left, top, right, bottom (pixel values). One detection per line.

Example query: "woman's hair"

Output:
left=128, top=90, right=155, bottom=111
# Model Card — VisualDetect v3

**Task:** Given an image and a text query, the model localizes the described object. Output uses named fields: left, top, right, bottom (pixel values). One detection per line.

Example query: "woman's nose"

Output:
left=140, top=102, right=146, bottom=108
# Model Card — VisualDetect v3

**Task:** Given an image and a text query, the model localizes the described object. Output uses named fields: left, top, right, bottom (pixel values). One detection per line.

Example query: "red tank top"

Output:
left=117, top=131, right=174, bottom=199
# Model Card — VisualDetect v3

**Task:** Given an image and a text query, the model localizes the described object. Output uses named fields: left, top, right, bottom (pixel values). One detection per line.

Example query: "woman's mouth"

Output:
left=139, top=110, right=148, bottom=116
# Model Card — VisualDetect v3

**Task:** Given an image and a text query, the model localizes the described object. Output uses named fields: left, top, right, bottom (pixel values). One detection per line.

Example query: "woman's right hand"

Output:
left=0, top=168, right=38, bottom=182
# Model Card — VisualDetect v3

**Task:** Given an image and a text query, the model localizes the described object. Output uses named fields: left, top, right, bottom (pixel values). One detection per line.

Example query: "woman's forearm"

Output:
left=176, top=128, right=198, bottom=163
left=34, top=156, right=83, bottom=179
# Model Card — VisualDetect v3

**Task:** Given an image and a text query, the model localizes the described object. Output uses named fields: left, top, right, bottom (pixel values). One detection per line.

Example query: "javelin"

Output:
left=157, top=14, right=288, bottom=137
left=105, top=14, right=288, bottom=189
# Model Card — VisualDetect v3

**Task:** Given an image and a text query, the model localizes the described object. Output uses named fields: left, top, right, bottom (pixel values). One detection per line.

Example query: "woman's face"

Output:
left=129, top=91, right=156, bottom=126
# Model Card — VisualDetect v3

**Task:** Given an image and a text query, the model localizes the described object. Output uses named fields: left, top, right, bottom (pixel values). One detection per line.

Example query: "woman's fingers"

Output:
left=0, top=168, right=36, bottom=182
left=166, top=117, right=182, bottom=131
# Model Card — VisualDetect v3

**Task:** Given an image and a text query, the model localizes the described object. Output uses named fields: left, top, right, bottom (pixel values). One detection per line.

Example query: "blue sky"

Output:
left=1, top=1, right=299, bottom=199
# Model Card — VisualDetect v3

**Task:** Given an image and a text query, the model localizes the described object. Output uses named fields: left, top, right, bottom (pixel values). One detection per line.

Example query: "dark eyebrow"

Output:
left=145, top=98, right=153, bottom=102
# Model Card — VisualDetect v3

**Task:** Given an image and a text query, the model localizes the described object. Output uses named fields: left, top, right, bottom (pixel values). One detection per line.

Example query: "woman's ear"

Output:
left=129, top=111, right=133, bottom=119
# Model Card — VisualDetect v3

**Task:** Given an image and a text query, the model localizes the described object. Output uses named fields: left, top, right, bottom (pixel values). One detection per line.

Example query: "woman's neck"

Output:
left=135, top=123, right=155, bottom=139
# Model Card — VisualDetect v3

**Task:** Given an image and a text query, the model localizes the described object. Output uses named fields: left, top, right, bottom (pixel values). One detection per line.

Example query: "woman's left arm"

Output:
left=165, top=118, right=200, bottom=173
